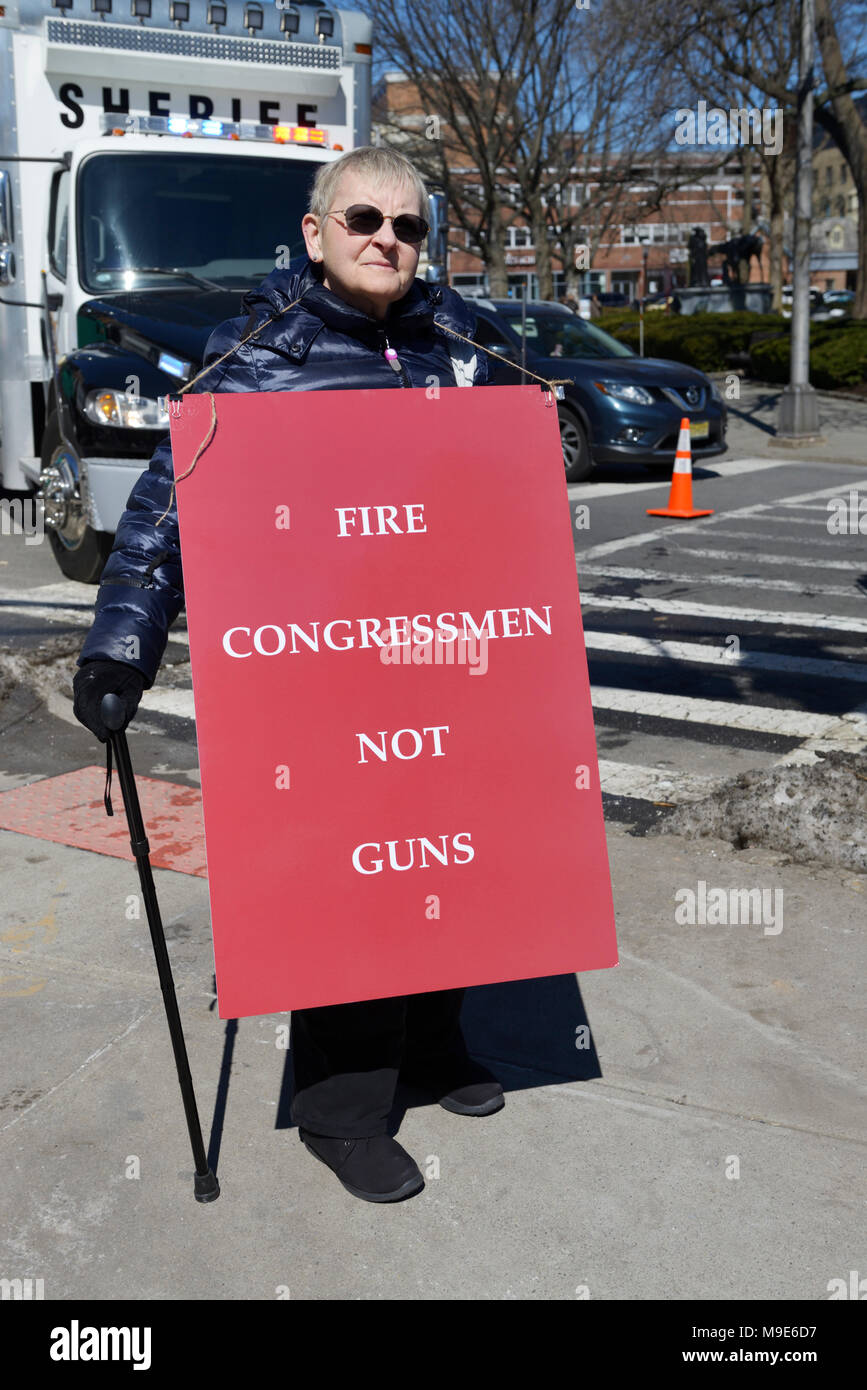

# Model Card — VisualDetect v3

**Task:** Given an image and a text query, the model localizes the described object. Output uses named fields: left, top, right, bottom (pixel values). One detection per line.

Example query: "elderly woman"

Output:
left=72, top=146, right=502, bottom=1205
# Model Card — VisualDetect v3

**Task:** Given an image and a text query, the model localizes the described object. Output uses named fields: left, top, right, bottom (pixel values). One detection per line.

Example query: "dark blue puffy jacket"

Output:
left=76, top=253, right=491, bottom=690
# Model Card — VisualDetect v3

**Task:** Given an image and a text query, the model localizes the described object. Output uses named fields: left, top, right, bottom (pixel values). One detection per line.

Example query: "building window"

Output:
left=621, top=222, right=684, bottom=245
left=506, top=225, right=533, bottom=248
left=452, top=273, right=486, bottom=295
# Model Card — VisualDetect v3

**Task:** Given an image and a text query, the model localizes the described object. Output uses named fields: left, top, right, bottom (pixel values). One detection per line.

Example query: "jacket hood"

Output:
left=239, top=253, right=477, bottom=343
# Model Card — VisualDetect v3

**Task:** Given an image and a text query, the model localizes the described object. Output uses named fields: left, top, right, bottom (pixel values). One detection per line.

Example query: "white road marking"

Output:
left=579, top=592, right=867, bottom=633
left=582, top=630, right=867, bottom=681
left=780, top=503, right=838, bottom=511
left=725, top=514, right=837, bottom=526
left=590, top=684, right=867, bottom=738
left=566, top=456, right=789, bottom=500
left=581, top=563, right=858, bottom=600
left=135, top=687, right=196, bottom=721
left=597, top=759, right=723, bottom=802
left=0, top=603, right=92, bottom=627
left=699, top=527, right=849, bottom=548
left=0, top=581, right=93, bottom=607
left=577, top=476, right=867, bottom=559
left=663, top=547, right=858, bottom=572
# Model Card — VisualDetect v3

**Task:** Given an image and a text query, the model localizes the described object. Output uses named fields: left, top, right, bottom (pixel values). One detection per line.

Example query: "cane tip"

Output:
left=194, top=1169, right=221, bottom=1203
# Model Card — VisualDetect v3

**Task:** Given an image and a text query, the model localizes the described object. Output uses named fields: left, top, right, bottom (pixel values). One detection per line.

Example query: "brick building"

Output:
left=373, top=73, right=766, bottom=299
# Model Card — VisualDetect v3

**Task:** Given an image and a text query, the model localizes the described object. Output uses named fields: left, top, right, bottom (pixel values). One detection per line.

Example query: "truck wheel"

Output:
left=558, top=405, right=594, bottom=482
left=39, top=414, right=113, bottom=584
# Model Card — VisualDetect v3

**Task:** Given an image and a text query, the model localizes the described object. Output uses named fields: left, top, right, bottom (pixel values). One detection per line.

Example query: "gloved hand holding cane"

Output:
left=72, top=658, right=146, bottom=742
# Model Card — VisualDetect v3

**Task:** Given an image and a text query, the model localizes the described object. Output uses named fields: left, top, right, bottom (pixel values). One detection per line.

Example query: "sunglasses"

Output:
left=324, top=203, right=429, bottom=245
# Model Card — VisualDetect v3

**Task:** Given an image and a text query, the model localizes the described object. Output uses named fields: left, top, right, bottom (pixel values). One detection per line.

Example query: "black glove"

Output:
left=72, top=659, right=146, bottom=743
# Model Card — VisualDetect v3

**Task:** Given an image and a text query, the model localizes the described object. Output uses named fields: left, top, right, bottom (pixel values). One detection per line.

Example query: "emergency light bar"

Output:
left=98, top=113, right=330, bottom=147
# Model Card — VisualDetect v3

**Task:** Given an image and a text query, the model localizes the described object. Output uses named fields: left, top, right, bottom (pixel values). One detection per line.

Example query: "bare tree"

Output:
left=366, top=0, right=558, bottom=294
left=654, top=0, right=867, bottom=315
left=366, top=0, right=719, bottom=300
left=814, top=0, right=867, bottom=315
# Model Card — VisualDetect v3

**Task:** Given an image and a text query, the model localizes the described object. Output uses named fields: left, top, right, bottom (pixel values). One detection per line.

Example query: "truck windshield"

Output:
left=78, top=152, right=313, bottom=292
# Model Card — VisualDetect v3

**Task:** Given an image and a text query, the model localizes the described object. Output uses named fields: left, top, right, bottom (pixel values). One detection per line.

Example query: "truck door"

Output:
left=46, top=167, right=73, bottom=358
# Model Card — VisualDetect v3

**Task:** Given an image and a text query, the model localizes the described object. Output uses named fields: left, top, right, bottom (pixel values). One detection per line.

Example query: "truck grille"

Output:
left=46, top=19, right=340, bottom=70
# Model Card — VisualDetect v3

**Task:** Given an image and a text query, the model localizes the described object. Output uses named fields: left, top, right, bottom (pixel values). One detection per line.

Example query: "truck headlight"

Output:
left=83, top=390, right=170, bottom=429
left=593, top=380, right=654, bottom=406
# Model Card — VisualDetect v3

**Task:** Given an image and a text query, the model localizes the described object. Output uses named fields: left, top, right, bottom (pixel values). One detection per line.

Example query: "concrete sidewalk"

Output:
left=719, top=380, right=867, bottom=467
left=1, top=809, right=863, bottom=1301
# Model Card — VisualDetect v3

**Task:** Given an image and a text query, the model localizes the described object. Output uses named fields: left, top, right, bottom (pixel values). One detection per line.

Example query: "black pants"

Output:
left=290, top=987, right=468, bottom=1138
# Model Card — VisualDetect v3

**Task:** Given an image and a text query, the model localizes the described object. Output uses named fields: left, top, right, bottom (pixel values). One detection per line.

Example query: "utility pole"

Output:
left=777, top=0, right=821, bottom=439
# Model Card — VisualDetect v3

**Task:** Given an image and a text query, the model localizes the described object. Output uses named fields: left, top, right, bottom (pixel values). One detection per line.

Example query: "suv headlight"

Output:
left=709, top=380, right=723, bottom=403
left=593, top=380, right=654, bottom=406
left=83, top=389, right=169, bottom=429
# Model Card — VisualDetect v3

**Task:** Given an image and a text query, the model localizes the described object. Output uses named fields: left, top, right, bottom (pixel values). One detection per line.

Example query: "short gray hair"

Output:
left=307, top=145, right=430, bottom=226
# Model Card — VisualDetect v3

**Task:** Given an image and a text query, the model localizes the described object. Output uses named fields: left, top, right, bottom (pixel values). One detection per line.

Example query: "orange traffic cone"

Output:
left=647, top=418, right=713, bottom=519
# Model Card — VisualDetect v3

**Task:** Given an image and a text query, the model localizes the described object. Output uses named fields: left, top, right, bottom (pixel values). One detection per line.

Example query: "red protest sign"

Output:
left=168, top=384, right=617, bottom=1019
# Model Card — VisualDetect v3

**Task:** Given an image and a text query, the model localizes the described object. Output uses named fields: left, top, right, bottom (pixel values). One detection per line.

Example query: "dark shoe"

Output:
left=400, top=1055, right=505, bottom=1116
left=298, top=1128, right=424, bottom=1203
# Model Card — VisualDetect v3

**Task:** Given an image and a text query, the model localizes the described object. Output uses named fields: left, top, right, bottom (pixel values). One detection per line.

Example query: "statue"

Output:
left=687, top=227, right=709, bottom=287
left=707, top=232, right=763, bottom=285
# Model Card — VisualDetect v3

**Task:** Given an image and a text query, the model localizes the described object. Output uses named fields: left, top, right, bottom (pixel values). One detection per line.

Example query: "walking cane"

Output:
left=100, top=691, right=220, bottom=1203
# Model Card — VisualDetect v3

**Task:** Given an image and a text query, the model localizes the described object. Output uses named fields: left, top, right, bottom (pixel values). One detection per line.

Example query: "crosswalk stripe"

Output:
left=581, top=563, right=858, bottom=599
left=566, top=456, right=789, bottom=500
left=597, top=759, right=722, bottom=802
left=666, top=547, right=857, bottom=571
left=728, top=514, right=837, bottom=526
left=136, top=688, right=196, bottom=721
left=583, top=630, right=867, bottom=681
left=578, top=476, right=867, bottom=559
left=138, top=679, right=867, bottom=744
left=590, top=684, right=867, bottom=737
left=698, top=527, right=849, bottom=548
left=579, top=592, right=867, bottom=633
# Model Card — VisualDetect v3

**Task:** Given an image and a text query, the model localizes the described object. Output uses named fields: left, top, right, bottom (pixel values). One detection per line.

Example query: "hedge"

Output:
left=749, top=320, right=867, bottom=389
left=596, top=310, right=867, bottom=389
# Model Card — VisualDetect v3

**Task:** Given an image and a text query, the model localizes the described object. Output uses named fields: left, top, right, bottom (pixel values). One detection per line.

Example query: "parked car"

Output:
left=463, top=298, right=727, bottom=481
left=822, top=289, right=855, bottom=318
left=595, top=291, right=630, bottom=309
left=632, top=292, right=674, bottom=312
left=781, top=285, right=825, bottom=318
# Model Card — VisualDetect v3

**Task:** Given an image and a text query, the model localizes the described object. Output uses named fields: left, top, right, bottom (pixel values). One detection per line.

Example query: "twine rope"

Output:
left=154, top=291, right=572, bottom=528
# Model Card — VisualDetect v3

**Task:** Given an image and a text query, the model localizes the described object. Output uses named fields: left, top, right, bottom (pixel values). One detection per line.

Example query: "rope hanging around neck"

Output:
left=154, top=284, right=570, bottom=527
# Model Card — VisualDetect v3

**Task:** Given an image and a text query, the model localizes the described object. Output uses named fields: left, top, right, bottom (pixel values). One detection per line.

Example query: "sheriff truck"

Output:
left=0, top=1, right=447, bottom=581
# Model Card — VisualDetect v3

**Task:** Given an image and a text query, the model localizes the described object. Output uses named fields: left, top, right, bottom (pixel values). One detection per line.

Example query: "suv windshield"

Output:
left=502, top=311, right=633, bottom=360
left=78, top=152, right=311, bottom=292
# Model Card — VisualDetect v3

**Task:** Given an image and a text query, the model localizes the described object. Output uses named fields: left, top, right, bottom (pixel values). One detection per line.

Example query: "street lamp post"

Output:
left=777, top=0, right=821, bottom=439
left=639, top=237, right=650, bottom=356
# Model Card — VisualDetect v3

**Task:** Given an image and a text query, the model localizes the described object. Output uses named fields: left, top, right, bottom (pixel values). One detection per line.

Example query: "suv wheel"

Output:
left=558, top=406, right=594, bottom=482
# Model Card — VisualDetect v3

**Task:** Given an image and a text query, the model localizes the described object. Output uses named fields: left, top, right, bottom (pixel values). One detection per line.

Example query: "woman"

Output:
left=72, top=146, right=502, bottom=1206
